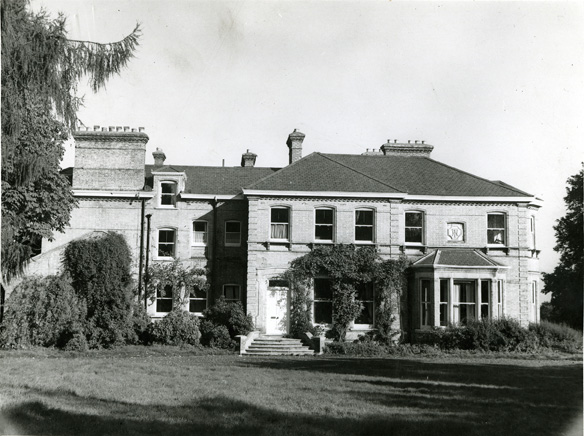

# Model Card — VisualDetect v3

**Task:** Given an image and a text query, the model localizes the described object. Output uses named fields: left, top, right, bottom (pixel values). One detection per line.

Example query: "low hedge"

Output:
left=529, top=321, right=582, bottom=352
left=147, top=310, right=201, bottom=346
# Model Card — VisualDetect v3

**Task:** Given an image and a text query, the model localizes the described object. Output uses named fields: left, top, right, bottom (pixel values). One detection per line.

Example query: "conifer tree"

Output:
left=1, top=0, right=141, bottom=282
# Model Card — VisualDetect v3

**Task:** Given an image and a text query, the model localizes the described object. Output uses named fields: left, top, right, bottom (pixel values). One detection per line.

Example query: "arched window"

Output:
left=405, top=211, right=424, bottom=244
left=355, top=209, right=374, bottom=243
left=157, top=228, right=176, bottom=257
left=487, top=213, right=506, bottom=245
left=270, top=207, right=290, bottom=241
left=315, top=208, right=334, bottom=242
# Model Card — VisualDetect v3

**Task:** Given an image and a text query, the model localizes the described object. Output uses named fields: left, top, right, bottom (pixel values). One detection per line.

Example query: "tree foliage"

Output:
left=543, top=169, right=583, bottom=330
left=286, top=245, right=409, bottom=342
left=62, top=232, right=135, bottom=348
left=1, top=0, right=141, bottom=282
left=0, top=274, right=86, bottom=349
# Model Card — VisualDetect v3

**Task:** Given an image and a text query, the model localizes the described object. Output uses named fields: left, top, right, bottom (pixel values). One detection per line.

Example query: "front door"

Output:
left=266, top=280, right=289, bottom=335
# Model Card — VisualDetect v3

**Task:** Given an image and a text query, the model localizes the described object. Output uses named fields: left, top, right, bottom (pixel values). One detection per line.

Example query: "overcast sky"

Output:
left=32, top=0, right=584, bottom=278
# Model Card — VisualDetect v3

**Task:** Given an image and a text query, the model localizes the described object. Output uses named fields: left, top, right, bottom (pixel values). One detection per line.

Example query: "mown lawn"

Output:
left=0, top=347, right=581, bottom=436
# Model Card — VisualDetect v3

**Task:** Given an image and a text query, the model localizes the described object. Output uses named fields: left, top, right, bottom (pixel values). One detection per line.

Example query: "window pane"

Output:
left=480, top=304, right=489, bottom=319
left=481, top=281, right=489, bottom=302
left=406, top=212, right=422, bottom=227
left=271, top=208, right=289, bottom=223
left=194, top=221, right=206, bottom=232
left=487, top=230, right=505, bottom=244
left=156, top=299, right=172, bottom=313
left=314, top=279, right=332, bottom=299
left=226, top=222, right=240, bottom=233
left=440, top=280, right=449, bottom=302
left=356, top=302, right=374, bottom=324
left=158, top=243, right=174, bottom=257
left=159, top=230, right=174, bottom=243
left=405, top=228, right=422, bottom=243
left=314, top=302, right=332, bottom=324
left=355, top=210, right=373, bottom=225
left=190, top=287, right=206, bottom=299
left=488, top=214, right=505, bottom=228
left=439, top=304, right=448, bottom=326
left=315, top=225, right=333, bottom=240
left=269, top=279, right=289, bottom=287
left=355, top=226, right=373, bottom=241
left=271, top=223, right=288, bottom=239
left=162, top=183, right=176, bottom=194
left=189, top=300, right=206, bottom=313
left=356, top=283, right=374, bottom=300
left=459, top=284, right=475, bottom=302
left=224, top=285, right=240, bottom=300
left=316, top=209, right=333, bottom=224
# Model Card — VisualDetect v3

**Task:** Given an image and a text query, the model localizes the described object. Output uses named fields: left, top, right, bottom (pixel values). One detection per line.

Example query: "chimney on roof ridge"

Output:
left=380, top=139, right=434, bottom=158
left=241, top=149, right=257, bottom=167
left=287, top=129, right=305, bottom=165
left=153, top=148, right=166, bottom=168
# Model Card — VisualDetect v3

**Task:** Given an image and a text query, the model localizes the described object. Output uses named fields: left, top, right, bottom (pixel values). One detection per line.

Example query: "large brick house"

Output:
left=29, top=126, right=542, bottom=340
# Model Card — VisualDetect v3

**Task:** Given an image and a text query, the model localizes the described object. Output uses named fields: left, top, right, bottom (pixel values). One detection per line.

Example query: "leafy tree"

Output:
left=542, top=169, right=583, bottom=330
left=1, top=0, right=140, bottom=282
left=62, top=232, right=135, bottom=348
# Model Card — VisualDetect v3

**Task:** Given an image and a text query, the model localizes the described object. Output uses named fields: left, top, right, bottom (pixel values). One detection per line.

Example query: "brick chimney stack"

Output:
left=241, top=150, right=257, bottom=167
left=380, top=139, right=433, bottom=157
left=286, top=129, right=305, bottom=165
left=72, top=126, right=148, bottom=191
left=153, top=148, right=166, bottom=167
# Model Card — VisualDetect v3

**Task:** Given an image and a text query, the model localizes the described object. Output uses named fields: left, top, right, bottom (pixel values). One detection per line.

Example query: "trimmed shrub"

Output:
left=529, top=321, right=583, bottom=352
left=63, top=331, right=88, bottom=352
left=0, top=275, right=85, bottom=349
left=147, top=310, right=201, bottom=346
left=325, top=340, right=388, bottom=356
left=63, top=232, right=134, bottom=348
left=199, top=320, right=234, bottom=349
left=423, top=319, right=540, bottom=352
left=202, top=298, right=254, bottom=338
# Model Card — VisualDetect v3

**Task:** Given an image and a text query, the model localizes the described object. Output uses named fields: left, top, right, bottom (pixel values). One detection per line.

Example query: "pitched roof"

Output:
left=145, top=165, right=279, bottom=195
left=413, top=249, right=506, bottom=268
left=244, top=153, right=401, bottom=193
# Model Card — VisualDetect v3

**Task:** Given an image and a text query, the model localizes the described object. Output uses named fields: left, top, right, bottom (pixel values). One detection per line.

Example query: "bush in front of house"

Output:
left=199, top=320, right=234, bottom=349
left=63, top=232, right=135, bottom=348
left=420, top=318, right=541, bottom=352
left=147, top=310, right=201, bottom=346
left=325, top=338, right=388, bottom=356
left=0, top=275, right=86, bottom=349
left=529, top=321, right=583, bottom=352
left=202, top=297, right=254, bottom=338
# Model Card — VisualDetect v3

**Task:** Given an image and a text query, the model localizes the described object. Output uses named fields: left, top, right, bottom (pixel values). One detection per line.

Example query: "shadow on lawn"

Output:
left=1, top=357, right=581, bottom=436
left=237, top=357, right=583, bottom=436
left=1, top=393, right=472, bottom=436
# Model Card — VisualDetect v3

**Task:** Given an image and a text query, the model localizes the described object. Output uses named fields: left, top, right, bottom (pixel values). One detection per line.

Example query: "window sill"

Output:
left=154, top=256, right=175, bottom=261
left=265, top=241, right=290, bottom=251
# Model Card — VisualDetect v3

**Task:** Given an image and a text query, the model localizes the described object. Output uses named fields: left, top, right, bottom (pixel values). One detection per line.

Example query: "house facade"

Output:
left=28, top=126, right=542, bottom=340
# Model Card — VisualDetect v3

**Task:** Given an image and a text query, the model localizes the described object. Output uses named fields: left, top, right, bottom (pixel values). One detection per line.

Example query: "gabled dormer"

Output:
left=151, top=148, right=187, bottom=208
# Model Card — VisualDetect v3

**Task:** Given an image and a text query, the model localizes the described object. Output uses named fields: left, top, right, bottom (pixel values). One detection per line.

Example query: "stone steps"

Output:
left=242, top=336, right=314, bottom=356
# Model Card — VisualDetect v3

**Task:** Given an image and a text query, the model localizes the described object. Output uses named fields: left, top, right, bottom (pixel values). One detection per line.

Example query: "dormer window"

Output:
left=160, top=181, right=177, bottom=207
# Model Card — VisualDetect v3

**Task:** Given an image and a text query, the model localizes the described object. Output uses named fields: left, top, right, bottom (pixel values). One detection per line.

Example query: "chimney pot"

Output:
left=109, top=126, right=115, bottom=131
left=102, top=127, right=107, bottom=132
left=152, top=148, right=166, bottom=168
left=94, top=125, right=100, bottom=131
left=139, top=127, right=145, bottom=132
left=124, top=126, right=130, bottom=132
left=116, top=126, right=122, bottom=131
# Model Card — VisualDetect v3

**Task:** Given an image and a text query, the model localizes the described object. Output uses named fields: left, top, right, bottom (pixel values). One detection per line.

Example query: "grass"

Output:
left=0, top=346, right=581, bottom=436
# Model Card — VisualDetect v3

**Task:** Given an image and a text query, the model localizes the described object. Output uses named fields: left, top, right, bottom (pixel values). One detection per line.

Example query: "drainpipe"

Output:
left=144, top=214, right=152, bottom=310
left=211, top=197, right=219, bottom=306
left=137, top=199, right=146, bottom=301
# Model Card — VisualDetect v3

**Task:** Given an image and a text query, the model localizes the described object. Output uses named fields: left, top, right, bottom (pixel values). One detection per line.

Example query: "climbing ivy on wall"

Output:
left=145, top=260, right=209, bottom=309
left=286, top=245, right=410, bottom=342
left=62, top=231, right=134, bottom=348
